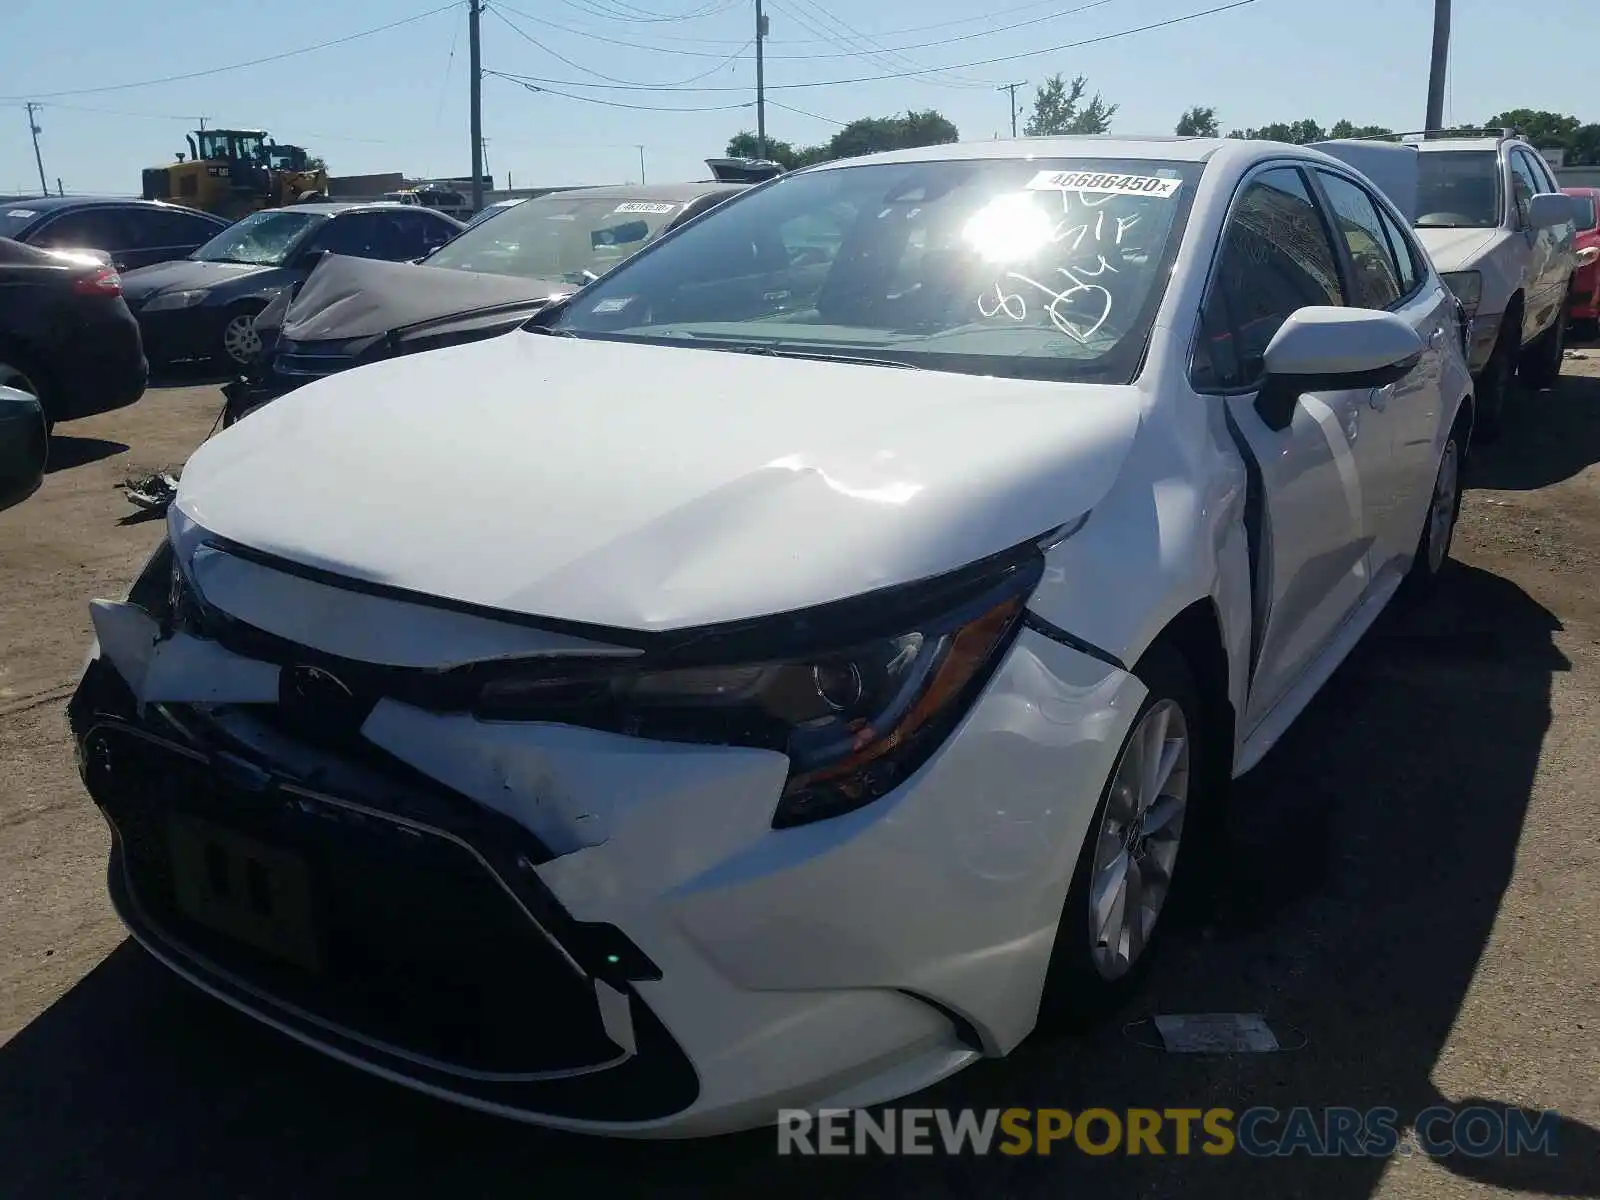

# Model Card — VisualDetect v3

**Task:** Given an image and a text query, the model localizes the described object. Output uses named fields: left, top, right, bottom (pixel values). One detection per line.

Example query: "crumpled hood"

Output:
left=279, top=253, right=573, bottom=342
left=175, top=333, right=1144, bottom=631
left=1412, top=226, right=1500, bottom=272
left=119, top=257, right=273, bottom=301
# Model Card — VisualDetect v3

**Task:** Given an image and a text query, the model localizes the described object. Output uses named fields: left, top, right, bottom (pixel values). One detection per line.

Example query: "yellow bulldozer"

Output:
left=141, top=129, right=329, bottom=220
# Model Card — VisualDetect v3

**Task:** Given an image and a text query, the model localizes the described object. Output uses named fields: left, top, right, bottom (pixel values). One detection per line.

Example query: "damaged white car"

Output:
left=70, top=136, right=1473, bottom=1137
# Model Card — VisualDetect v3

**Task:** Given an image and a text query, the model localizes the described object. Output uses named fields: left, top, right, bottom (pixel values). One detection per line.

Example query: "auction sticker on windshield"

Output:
left=6, top=210, right=36, bottom=218
left=614, top=202, right=678, bottom=215
left=1025, top=171, right=1182, bottom=198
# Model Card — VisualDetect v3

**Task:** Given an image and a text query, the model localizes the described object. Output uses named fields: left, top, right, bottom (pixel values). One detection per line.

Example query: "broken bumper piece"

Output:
left=68, top=542, right=1144, bottom=1136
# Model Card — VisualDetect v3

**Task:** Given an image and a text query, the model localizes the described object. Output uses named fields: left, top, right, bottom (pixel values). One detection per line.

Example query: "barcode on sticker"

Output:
left=1026, top=171, right=1181, bottom=198
left=613, top=201, right=677, bottom=215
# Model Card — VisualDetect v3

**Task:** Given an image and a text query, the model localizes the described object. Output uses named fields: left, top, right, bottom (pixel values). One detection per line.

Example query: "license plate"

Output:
left=168, top=813, right=320, bottom=972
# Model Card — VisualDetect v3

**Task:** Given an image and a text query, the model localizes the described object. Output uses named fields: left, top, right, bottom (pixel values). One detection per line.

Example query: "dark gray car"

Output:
left=223, top=180, right=748, bottom=421
left=120, top=203, right=464, bottom=366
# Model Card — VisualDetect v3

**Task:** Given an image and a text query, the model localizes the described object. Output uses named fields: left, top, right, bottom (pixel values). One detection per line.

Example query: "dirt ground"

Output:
left=0, top=360, right=1596, bottom=1198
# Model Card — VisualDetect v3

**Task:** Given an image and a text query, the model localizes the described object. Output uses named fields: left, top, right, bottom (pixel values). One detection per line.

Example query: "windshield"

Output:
left=424, top=191, right=690, bottom=283
left=0, top=207, right=41, bottom=240
left=1416, top=151, right=1502, bottom=229
left=545, top=158, right=1200, bottom=383
left=190, top=209, right=324, bottom=265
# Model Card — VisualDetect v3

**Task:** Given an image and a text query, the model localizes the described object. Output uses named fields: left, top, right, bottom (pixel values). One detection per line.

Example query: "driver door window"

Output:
left=1191, top=167, right=1344, bottom=390
left=1508, top=153, right=1539, bottom=228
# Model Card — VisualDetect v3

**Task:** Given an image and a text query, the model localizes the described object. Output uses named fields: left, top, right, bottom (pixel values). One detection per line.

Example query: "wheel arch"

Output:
left=1136, top=598, right=1235, bottom=807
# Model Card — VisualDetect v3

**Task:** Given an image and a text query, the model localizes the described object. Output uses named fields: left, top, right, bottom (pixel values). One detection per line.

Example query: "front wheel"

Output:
left=219, top=306, right=264, bottom=367
left=1474, top=327, right=1517, bottom=443
left=1037, top=644, right=1209, bottom=1028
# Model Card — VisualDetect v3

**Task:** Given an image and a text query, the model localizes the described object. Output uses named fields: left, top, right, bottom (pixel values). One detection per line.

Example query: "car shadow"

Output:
left=146, top=361, right=233, bottom=389
left=0, top=570, right=1591, bottom=1197
left=44, top=436, right=128, bottom=473
left=1471, top=368, right=1600, bottom=491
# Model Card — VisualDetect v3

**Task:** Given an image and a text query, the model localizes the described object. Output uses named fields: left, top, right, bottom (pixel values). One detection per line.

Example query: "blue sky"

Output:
left=0, top=0, right=1592, bottom=196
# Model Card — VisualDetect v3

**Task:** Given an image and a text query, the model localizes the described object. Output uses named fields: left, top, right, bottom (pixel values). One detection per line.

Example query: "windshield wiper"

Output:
left=715, top=343, right=921, bottom=370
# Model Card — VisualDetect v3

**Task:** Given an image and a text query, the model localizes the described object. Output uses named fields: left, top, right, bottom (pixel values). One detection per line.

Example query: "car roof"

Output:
left=0, top=195, right=229, bottom=219
left=805, top=135, right=1232, bottom=171
left=542, top=181, right=747, bottom=203
left=1414, top=137, right=1503, bottom=152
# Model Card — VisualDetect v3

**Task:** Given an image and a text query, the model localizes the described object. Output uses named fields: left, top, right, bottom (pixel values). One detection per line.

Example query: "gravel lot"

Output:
left=1, top=359, right=1596, bottom=1198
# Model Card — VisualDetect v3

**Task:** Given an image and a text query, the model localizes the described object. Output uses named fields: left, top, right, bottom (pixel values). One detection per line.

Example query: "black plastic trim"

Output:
left=1020, top=612, right=1126, bottom=672
left=1220, top=404, right=1269, bottom=684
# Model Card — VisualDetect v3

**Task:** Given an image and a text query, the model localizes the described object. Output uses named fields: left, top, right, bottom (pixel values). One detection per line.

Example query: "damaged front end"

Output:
left=68, top=539, right=699, bottom=1124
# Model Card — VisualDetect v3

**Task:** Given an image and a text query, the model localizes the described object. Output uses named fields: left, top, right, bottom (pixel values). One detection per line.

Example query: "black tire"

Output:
left=1474, top=323, right=1517, bottom=443
left=1400, top=412, right=1468, bottom=603
left=1518, top=301, right=1567, bottom=392
left=1571, top=317, right=1600, bottom=343
left=1036, top=643, right=1213, bottom=1030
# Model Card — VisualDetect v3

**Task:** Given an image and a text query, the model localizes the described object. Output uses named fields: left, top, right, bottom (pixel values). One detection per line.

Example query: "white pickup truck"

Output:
left=1317, top=132, right=1582, bottom=438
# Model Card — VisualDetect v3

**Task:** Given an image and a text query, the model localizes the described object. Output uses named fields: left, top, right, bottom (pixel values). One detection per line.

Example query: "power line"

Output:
left=550, top=0, right=741, bottom=23
left=766, top=0, right=987, bottom=89
left=494, top=0, right=1123, bottom=63
left=492, top=4, right=750, bottom=87
left=490, top=1, right=1259, bottom=92
left=765, top=99, right=847, bottom=126
left=531, top=0, right=1124, bottom=47
left=434, top=2, right=465, bottom=127
left=0, top=3, right=459, bottom=101
left=487, top=70, right=754, bottom=111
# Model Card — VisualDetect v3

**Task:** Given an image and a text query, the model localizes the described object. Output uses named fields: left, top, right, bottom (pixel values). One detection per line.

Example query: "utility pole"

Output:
left=1425, top=0, right=1450, bottom=134
left=198, top=115, right=208, bottom=132
left=469, top=0, right=484, bottom=211
left=998, top=82, right=1027, bottom=139
left=637, top=144, right=646, bottom=184
left=24, top=103, right=47, bottom=196
left=754, top=0, right=767, bottom=157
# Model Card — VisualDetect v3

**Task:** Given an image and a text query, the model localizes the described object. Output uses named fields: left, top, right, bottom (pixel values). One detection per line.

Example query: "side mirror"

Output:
left=1527, top=192, right=1581, bottom=230
left=0, top=387, right=48, bottom=513
left=1255, top=307, right=1424, bottom=431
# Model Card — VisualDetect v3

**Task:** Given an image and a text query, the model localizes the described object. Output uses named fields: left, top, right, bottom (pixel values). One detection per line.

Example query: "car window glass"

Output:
left=127, top=207, right=222, bottom=249
left=1192, top=167, right=1344, bottom=390
left=1508, top=153, right=1539, bottom=226
left=1316, top=172, right=1403, bottom=309
left=1523, top=149, right=1558, bottom=194
left=1373, top=202, right=1422, bottom=295
left=1415, top=151, right=1501, bottom=229
left=308, top=213, right=383, bottom=258
left=33, top=208, right=128, bottom=252
left=413, top=213, right=458, bottom=253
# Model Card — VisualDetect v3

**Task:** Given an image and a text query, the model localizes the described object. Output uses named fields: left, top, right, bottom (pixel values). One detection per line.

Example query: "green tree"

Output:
left=727, top=109, right=958, bottom=170
left=1227, top=119, right=1327, bottom=144
left=304, top=155, right=328, bottom=172
left=725, top=131, right=800, bottom=170
left=1486, top=109, right=1581, bottom=146
left=1024, top=74, right=1117, bottom=137
left=1175, top=106, right=1218, bottom=137
left=1328, top=120, right=1394, bottom=139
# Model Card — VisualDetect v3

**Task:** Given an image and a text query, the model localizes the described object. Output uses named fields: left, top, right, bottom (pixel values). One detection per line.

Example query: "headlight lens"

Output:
left=1439, top=271, right=1482, bottom=317
left=475, top=555, right=1042, bottom=827
left=141, top=289, right=209, bottom=312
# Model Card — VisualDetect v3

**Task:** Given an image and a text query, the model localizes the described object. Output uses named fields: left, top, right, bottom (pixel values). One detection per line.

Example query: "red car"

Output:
left=1562, top=186, right=1600, bottom=337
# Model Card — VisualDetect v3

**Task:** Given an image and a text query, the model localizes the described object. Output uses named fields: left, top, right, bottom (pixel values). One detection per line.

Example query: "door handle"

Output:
left=1369, top=383, right=1395, bottom=411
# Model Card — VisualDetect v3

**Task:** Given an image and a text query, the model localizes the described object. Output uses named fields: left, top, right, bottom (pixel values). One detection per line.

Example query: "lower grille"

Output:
left=85, top=721, right=620, bottom=1079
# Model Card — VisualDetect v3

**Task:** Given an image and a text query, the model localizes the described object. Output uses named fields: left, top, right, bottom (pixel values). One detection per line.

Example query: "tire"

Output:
left=1518, top=299, right=1567, bottom=392
left=1037, top=643, right=1211, bottom=1030
left=1571, top=317, right=1600, bottom=343
left=219, top=305, right=265, bottom=367
left=0, top=346, right=56, bottom=431
left=1400, top=414, right=1467, bottom=602
left=1474, top=321, right=1518, bottom=443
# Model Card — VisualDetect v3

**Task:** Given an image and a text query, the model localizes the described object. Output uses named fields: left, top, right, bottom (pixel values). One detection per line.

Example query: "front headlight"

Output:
left=475, top=551, right=1044, bottom=828
left=141, top=289, right=210, bottom=312
left=1439, top=271, right=1482, bottom=318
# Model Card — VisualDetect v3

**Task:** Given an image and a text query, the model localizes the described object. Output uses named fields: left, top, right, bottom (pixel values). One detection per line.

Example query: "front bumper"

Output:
left=69, top=551, right=1142, bottom=1135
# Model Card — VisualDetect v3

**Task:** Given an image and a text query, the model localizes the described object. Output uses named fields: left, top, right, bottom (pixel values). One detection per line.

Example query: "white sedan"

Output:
left=70, top=135, right=1473, bottom=1137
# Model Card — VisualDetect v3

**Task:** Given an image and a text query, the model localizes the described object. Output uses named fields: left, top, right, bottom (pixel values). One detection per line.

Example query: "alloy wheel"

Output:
left=1426, top=439, right=1461, bottom=574
left=1088, top=698, right=1191, bottom=981
left=222, top=314, right=263, bottom=365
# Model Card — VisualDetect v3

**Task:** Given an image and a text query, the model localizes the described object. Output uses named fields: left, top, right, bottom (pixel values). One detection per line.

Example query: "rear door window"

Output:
left=126, top=207, right=224, bottom=251
left=1316, top=171, right=1404, bottom=309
